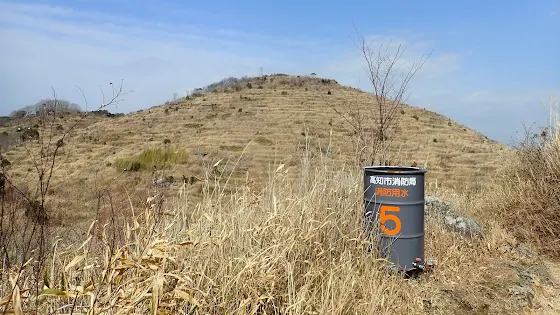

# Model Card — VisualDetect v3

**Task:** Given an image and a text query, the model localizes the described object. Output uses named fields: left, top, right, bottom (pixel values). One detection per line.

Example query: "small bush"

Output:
left=400, top=109, right=405, bottom=115
left=90, top=109, right=125, bottom=117
left=115, top=147, right=189, bottom=172
left=327, top=90, right=332, bottom=95
left=21, top=128, right=39, bottom=141
left=164, top=108, right=169, bottom=115
left=412, top=115, right=419, bottom=121
left=247, top=82, right=253, bottom=89
left=163, top=139, right=171, bottom=145
left=191, top=91, right=204, bottom=98
left=117, top=159, right=142, bottom=171
left=1, top=156, right=10, bottom=168
left=255, top=136, right=274, bottom=146
left=433, top=138, right=438, bottom=143
left=1, top=131, right=8, bottom=136
left=281, top=91, right=288, bottom=95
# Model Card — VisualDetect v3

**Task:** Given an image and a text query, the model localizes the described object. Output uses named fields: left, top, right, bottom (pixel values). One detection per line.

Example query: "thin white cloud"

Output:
left=0, top=1, right=554, bottom=144
left=319, top=34, right=556, bottom=143
left=319, top=35, right=462, bottom=94
left=0, top=1, right=312, bottom=113
left=0, top=1, right=458, bottom=114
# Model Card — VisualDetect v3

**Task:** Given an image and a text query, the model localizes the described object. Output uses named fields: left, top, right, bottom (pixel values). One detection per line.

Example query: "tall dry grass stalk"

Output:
left=546, top=93, right=559, bottom=144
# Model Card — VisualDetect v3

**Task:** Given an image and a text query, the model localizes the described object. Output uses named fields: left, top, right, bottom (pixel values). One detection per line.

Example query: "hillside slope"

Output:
left=1, top=74, right=510, bottom=231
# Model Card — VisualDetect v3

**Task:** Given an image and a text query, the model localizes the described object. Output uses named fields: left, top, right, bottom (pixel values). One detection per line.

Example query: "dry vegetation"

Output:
left=0, top=154, right=554, bottom=314
left=0, top=75, right=510, bottom=230
left=492, top=95, right=560, bottom=257
left=1, top=75, right=559, bottom=314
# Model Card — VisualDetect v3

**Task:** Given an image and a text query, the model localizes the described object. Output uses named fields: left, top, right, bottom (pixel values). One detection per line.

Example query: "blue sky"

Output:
left=0, top=0, right=558, bottom=144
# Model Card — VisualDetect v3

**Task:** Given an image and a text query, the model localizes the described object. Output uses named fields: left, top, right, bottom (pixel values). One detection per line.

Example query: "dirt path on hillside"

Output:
left=533, top=260, right=560, bottom=314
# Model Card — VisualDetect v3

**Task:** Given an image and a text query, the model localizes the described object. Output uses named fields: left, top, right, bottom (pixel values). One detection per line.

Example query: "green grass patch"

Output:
left=254, top=136, right=274, bottom=146
left=115, top=147, right=189, bottom=171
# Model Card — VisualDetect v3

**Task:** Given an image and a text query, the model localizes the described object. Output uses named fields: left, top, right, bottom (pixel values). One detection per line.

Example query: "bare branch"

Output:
left=100, top=79, right=131, bottom=108
left=74, top=85, right=89, bottom=113
left=331, top=26, right=429, bottom=166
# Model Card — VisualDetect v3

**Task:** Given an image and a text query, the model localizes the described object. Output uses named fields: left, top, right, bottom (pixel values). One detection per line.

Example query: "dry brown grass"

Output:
left=0, top=154, right=541, bottom=315
left=490, top=93, right=560, bottom=258
left=4, top=75, right=557, bottom=314
left=0, top=75, right=510, bottom=230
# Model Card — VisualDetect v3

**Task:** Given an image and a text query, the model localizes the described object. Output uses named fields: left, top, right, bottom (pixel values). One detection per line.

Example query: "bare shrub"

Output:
left=0, top=81, right=130, bottom=311
left=329, top=27, right=429, bottom=166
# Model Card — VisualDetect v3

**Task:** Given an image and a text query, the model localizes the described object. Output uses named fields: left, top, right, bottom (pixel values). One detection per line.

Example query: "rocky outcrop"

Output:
left=425, top=196, right=484, bottom=238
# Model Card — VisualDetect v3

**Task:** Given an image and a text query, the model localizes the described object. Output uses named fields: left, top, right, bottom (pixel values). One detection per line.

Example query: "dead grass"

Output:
left=4, top=75, right=547, bottom=314
left=0, top=155, right=532, bottom=315
left=0, top=74, right=512, bottom=242
left=492, top=93, right=560, bottom=257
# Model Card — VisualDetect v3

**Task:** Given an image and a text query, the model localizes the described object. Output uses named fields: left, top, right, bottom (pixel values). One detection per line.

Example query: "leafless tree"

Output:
left=331, top=27, right=430, bottom=166
left=0, top=80, right=130, bottom=312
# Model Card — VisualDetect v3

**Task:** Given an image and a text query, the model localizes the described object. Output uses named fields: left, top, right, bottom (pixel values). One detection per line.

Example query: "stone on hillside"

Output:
left=444, top=215, right=484, bottom=238
left=507, top=284, right=534, bottom=307
left=425, top=196, right=484, bottom=238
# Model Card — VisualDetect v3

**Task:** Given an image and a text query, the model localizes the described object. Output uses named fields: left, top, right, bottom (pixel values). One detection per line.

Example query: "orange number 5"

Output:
left=380, top=205, right=401, bottom=236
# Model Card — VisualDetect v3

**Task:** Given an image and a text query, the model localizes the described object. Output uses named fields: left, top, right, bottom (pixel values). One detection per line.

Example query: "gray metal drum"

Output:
left=363, top=166, right=427, bottom=271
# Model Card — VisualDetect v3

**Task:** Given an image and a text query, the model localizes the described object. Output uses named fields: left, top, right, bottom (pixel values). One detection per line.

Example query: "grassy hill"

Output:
left=5, top=75, right=559, bottom=314
left=0, top=75, right=511, bottom=230
left=0, top=74, right=509, bottom=231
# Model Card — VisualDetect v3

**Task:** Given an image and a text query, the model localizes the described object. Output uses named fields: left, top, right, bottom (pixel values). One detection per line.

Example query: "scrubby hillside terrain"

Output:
left=1, top=75, right=509, bottom=231
left=2, top=75, right=558, bottom=315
